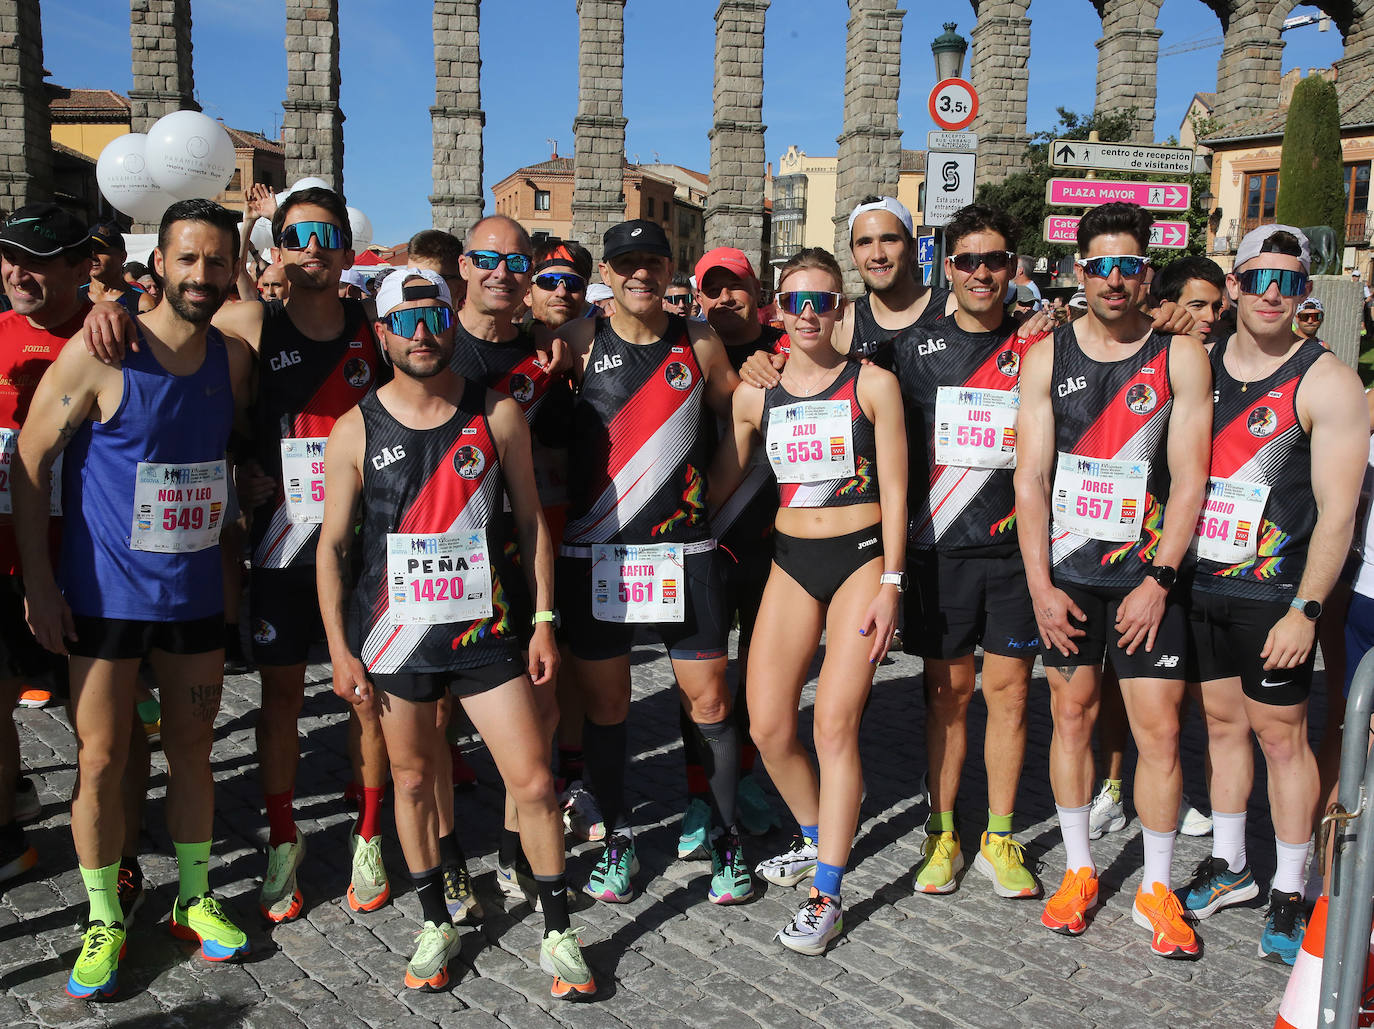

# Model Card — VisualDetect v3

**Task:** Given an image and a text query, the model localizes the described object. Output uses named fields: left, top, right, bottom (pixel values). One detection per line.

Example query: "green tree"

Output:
left=1275, top=74, right=1345, bottom=249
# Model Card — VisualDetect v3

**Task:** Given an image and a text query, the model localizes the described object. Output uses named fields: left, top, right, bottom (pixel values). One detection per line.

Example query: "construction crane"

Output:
left=1160, top=13, right=1330, bottom=59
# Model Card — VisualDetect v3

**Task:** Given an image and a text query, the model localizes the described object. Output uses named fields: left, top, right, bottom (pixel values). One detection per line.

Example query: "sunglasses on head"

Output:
left=533, top=271, right=585, bottom=293
left=1075, top=255, right=1151, bottom=278
left=949, top=250, right=1016, bottom=274
left=385, top=305, right=453, bottom=339
left=277, top=220, right=345, bottom=251
left=1236, top=267, right=1309, bottom=297
left=465, top=250, right=532, bottom=273
left=777, top=290, right=843, bottom=316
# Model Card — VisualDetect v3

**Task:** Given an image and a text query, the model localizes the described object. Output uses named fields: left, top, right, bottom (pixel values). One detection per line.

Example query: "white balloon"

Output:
left=250, top=217, right=275, bottom=254
left=144, top=110, right=237, bottom=201
left=347, top=207, right=373, bottom=249
left=96, top=133, right=178, bottom=222
left=289, top=176, right=331, bottom=195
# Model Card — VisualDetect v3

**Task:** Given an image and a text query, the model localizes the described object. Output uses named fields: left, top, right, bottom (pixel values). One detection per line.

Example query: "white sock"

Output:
left=1211, top=810, right=1247, bottom=872
left=1273, top=837, right=1310, bottom=896
left=1057, top=803, right=1094, bottom=874
left=1141, top=826, right=1176, bottom=892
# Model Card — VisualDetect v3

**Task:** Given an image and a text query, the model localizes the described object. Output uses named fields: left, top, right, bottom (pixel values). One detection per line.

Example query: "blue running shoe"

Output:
left=1180, top=856, right=1259, bottom=920
left=1259, top=889, right=1307, bottom=965
left=584, top=834, right=638, bottom=903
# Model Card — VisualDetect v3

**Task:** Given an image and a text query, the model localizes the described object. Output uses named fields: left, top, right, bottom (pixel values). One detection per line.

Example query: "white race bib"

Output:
left=933, top=386, right=1019, bottom=469
left=592, top=543, right=685, bottom=623
left=281, top=437, right=328, bottom=525
left=386, top=532, right=493, bottom=625
left=1192, top=477, right=1270, bottom=563
left=130, top=460, right=227, bottom=553
left=765, top=400, right=855, bottom=484
left=1053, top=452, right=1148, bottom=543
left=0, top=428, right=61, bottom=515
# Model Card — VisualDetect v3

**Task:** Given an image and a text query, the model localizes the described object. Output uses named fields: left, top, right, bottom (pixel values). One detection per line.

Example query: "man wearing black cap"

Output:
left=552, top=218, right=750, bottom=907
left=0, top=203, right=90, bottom=887
left=84, top=222, right=153, bottom=316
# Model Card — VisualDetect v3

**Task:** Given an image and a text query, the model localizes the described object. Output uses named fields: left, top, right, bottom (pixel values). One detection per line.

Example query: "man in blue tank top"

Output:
left=14, top=199, right=256, bottom=998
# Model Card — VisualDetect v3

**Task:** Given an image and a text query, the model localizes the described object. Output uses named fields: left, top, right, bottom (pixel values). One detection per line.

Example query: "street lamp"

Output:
left=931, top=22, right=968, bottom=82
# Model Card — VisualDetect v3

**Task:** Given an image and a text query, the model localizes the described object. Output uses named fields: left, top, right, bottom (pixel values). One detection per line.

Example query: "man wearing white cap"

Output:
left=1177, top=224, right=1367, bottom=964
left=317, top=268, right=594, bottom=998
left=1293, top=296, right=1324, bottom=342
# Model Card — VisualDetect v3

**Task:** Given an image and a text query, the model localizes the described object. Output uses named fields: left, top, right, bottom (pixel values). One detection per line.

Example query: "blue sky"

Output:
left=42, top=1, right=1344, bottom=246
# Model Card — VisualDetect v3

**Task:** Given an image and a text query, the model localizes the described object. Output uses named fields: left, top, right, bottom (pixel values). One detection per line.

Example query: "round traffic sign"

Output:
left=929, top=78, right=979, bottom=131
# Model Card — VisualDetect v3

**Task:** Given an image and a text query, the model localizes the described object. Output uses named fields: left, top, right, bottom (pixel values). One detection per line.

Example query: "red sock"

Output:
left=357, top=786, right=384, bottom=842
left=264, top=790, right=296, bottom=848
left=686, top=764, right=709, bottom=797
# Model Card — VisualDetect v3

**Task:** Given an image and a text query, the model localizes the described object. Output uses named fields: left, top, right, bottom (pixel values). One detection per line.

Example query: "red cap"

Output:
left=694, top=247, right=756, bottom=288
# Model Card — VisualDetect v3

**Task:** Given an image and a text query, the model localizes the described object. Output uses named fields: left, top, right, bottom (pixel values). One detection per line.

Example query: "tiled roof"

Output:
left=522, top=156, right=575, bottom=173
left=47, top=86, right=130, bottom=121
left=225, top=126, right=283, bottom=155
left=1205, top=75, right=1374, bottom=143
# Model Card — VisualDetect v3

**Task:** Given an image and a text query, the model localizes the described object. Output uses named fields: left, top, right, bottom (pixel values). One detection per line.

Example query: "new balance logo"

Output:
left=1154, top=654, right=1179, bottom=668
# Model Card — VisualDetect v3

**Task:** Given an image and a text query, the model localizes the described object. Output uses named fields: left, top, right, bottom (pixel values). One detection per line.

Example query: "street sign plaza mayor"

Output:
left=1044, top=214, right=1189, bottom=250
left=1046, top=178, right=1191, bottom=212
left=1043, top=137, right=1195, bottom=249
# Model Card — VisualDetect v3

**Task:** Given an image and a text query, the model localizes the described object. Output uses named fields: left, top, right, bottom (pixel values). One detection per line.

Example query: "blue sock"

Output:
left=813, top=861, right=843, bottom=899
left=799, top=824, right=818, bottom=845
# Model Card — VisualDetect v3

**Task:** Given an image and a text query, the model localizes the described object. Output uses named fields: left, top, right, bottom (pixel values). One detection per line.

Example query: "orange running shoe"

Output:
left=1041, top=866, right=1098, bottom=936
left=17, top=687, right=52, bottom=709
left=1132, top=882, right=1202, bottom=960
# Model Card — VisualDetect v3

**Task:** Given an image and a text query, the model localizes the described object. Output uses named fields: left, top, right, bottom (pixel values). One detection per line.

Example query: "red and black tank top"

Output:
left=252, top=298, right=383, bottom=569
left=849, top=287, right=950, bottom=364
left=759, top=360, right=880, bottom=509
left=564, top=315, right=711, bottom=545
left=1049, top=326, right=1175, bottom=589
left=348, top=382, right=514, bottom=673
left=1193, top=336, right=1325, bottom=601
left=900, top=315, right=1039, bottom=554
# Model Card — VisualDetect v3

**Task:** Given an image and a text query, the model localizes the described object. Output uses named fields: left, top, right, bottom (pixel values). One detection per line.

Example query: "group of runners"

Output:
left=0, top=182, right=1364, bottom=1003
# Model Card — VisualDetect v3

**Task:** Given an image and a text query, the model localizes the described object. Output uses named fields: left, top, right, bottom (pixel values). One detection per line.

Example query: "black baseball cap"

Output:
left=0, top=203, right=90, bottom=258
left=602, top=219, right=672, bottom=263
left=88, top=220, right=126, bottom=254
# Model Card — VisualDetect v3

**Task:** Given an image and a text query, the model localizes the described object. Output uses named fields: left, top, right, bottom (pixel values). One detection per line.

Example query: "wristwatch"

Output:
left=879, top=572, right=906, bottom=593
left=1290, top=597, right=1323, bottom=620
left=1145, top=565, right=1177, bottom=591
left=532, top=609, right=562, bottom=630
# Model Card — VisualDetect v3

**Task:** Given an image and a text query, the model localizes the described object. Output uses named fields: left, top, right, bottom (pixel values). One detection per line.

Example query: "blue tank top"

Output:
left=59, top=327, right=234, bottom=620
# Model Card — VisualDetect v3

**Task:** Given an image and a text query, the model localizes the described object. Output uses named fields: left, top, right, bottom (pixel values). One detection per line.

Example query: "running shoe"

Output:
left=496, top=855, right=540, bottom=911
left=736, top=775, right=780, bottom=837
left=1088, top=780, right=1127, bottom=840
left=973, top=831, right=1041, bottom=899
left=404, top=920, right=459, bottom=991
left=708, top=831, right=754, bottom=905
left=1041, top=866, right=1098, bottom=936
left=1259, top=889, right=1308, bottom=965
left=16, top=686, right=52, bottom=709
left=560, top=780, right=605, bottom=843
left=444, top=861, right=484, bottom=924
left=117, top=865, right=145, bottom=928
left=583, top=834, right=638, bottom=904
left=754, top=833, right=818, bottom=887
left=677, top=797, right=711, bottom=860
left=347, top=832, right=390, bottom=913
left=1132, top=882, right=1202, bottom=960
left=540, top=926, right=596, bottom=1001
left=169, top=894, right=250, bottom=961
left=777, top=888, right=844, bottom=956
left=914, top=827, right=963, bottom=894
left=0, top=829, right=36, bottom=884
left=65, top=920, right=126, bottom=999
left=1179, top=856, right=1259, bottom=919
left=1178, top=796, right=1213, bottom=837
left=450, top=745, right=477, bottom=790
left=259, top=830, right=305, bottom=923
left=13, top=776, right=39, bottom=824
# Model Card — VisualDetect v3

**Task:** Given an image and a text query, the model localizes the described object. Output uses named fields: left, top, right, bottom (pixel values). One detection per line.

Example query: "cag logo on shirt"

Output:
left=996, top=350, right=1020, bottom=377
left=918, top=337, right=946, bottom=356
left=508, top=373, right=535, bottom=404
left=592, top=353, right=623, bottom=374
left=665, top=361, right=693, bottom=390
left=1247, top=406, right=1278, bottom=437
left=371, top=445, right=406, bottom=470
left=1057, top=376, right=1087, bottom=397
left=270, top=350, right=302, bottom=371
left=343, top=357, right=372, bottom=389
left=1125, top=383, right=1157, bottom=415
left=454, top=445, right=486, bottom=479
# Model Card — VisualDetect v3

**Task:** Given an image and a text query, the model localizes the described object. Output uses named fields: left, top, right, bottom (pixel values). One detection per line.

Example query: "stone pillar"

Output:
left=572, top=0, right=627, bottom=257
left=970, top=0, right=1031, bottom=187
left=0, top=0, right=51, bottom=210
left=832, top=0, right=905, bottom=295
left=129, top=0, right=197, bottom=132
left=284, top=0, right=345, bottom=195
left=706, top=1, right=770, bottom=277
left=1310, top=276, right=1362, bottom=369
left=1094, top=0, right=1162, bottom=144
left=1213, top=4, right=1284, bottom=129
left=1336, top=8, right=1374, bottom=82
left=431, top=1, right=484, bottom=234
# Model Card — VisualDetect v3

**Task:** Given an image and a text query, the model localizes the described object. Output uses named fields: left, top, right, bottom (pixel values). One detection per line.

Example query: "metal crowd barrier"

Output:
left=1320, top=646, right=1374, bottom=1025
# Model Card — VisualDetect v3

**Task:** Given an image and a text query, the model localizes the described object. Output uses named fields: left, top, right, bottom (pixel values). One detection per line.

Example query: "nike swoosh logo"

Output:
left=1260, top=679, right=1288, bottom=689
left=7, top=217, right=38, bottom=225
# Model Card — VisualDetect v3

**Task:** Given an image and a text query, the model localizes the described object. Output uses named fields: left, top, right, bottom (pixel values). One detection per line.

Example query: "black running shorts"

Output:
left=1041, top=579, right=1188, bottom=682
left=904, top=548, right=1040, bottom=660
left=1186, top=589, right=1314, bottom=706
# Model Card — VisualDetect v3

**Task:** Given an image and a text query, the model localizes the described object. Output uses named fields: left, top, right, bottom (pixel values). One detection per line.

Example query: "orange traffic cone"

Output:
left=1276, top=897, right=1374, bottom=1028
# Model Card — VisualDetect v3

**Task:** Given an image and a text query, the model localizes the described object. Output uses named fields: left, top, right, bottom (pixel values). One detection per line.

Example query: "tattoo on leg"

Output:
left=189, top=683, right=222, bottom=723
left=1056, top=665, right=1076, bottom=681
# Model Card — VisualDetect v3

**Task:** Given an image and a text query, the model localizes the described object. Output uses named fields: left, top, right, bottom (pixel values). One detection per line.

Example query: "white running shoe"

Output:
left=754, top=833, right=818, bottom=887
left=1178, top=795, right=1213, bottom=837
left=1088, top=780, right=1127, bottom=841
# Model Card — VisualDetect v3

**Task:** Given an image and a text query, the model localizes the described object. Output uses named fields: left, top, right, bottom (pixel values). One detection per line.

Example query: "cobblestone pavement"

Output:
left=2, top=636, right=1311, bottom=1028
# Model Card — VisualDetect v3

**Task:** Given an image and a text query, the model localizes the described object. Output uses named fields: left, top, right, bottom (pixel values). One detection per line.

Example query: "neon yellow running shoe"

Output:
left=914, top=828, right=963, bottom=894
left=169, top=894, right=249, bottom=961
left=66, top=920, right=126, bottom=999
left=974, top=831, right=1042, bottom=898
